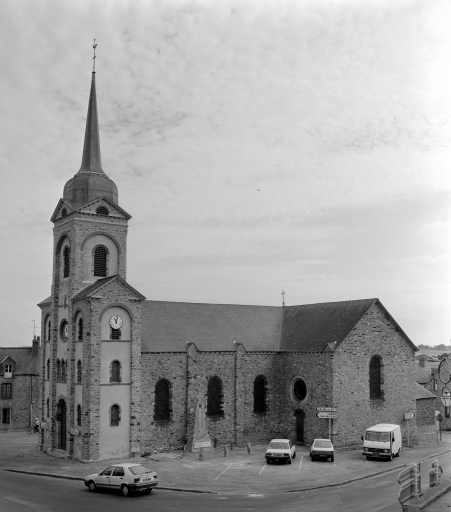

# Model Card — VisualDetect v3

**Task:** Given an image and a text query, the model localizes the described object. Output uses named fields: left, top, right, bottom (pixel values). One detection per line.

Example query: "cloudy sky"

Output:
left=0, top=0, right=450, bottom=348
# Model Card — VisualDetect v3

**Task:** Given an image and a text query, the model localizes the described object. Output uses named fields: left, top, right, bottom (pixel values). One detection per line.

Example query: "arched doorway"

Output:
left=294, top=409, right=305, bottom=443
left=56, top=399, right=66, bottom=450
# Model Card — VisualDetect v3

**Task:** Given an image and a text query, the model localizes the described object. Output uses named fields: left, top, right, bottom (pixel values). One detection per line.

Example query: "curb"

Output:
left=3, top=448, right=451, bottom=496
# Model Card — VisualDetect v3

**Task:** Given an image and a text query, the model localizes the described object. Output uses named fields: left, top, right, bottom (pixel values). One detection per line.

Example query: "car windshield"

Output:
left=269, top=442, right=289, bottom=449
left=366, top=431, right=390, bottom=442
left=314, top=440, right=332, bottom=448
left=128, top=465, right=152, bottom=476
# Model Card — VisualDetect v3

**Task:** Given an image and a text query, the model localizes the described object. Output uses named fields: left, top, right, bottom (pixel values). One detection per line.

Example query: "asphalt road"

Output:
left=3, top=461, right=448, bottom=512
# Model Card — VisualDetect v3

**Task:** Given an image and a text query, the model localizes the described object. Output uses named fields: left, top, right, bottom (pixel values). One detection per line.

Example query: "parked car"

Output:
left=84, top=463, right=158, bottom=496
left=310, top=439, right=334, bottom=462
left=265, top=439, right=296, bottom=464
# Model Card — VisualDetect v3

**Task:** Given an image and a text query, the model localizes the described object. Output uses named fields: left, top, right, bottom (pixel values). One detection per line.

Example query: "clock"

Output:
left=60, top=320, right=68, bottom=342
left=109, top=315, right=123, bottom=330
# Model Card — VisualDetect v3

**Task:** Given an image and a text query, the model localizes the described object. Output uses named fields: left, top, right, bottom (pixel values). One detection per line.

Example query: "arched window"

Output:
left=61, top=208, right=67, bottom=217
left=207, top=376, right=223, bottom=416
left=253, top=375, right=267, bottom=413
left=77, top=404, right=81, bottom=426
left=56, top=359, right=61, bottom=381
left=96, top=205, right=109, bottom=216
left=46, top=359, right=50, bottom=380
left=77, top=360, right=82, bottom=383
left=110, top=404, right=120, bottom=426
left=93, top=245, right=108, bottom=277
left=47, top=320, right=51, bottom=341
left=46, top=398, right=49, bottom=418
left=63, top=246, right=70, bottom=278
left=154, top=380, right=170, bottom=421
left=110, top=361, right=121, bottom=383
left=61, top=359, right=66, bottom=382
left=369, top=356, right=384, bottom=399
left=77, top=317, right=83, bottom=340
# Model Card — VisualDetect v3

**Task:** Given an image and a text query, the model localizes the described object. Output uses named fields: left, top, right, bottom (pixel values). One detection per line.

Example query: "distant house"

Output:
left=423, top=358, right=451, bottom=432
left=0, top=337, right=41, bottom=430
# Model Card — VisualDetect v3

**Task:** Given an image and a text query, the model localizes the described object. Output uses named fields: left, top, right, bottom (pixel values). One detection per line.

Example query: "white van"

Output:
left=362, top=424, right=402, bottom=461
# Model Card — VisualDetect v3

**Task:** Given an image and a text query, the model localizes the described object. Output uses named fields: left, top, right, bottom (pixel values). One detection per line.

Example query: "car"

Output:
left=310, top=438, right=334, bottom=462
left=265, top=439, right=296, bottom=464
left=84, top=462, right=158, bottom=496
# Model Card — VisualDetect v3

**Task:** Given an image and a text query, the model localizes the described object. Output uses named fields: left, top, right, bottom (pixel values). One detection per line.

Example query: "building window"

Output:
left=369, top=356, right=384, bottom=399
left=47, top=320, right=51, bottom=341
left=93, top=245, right=108, bottom=277
left=96, top=205, right=109, bottom=215
left=434, top=379, right=438, bottom=391
left=110, top=327, right=121, bottom=340
left=110, top=361, right=121, bottom=383
left=46, top=398, right=49, bottom=418
left=110, top=404, right=120, bottom=426
left=253, top=375, right=266, bottom=413
left=293, top=378, right=307, bottom=401
left=1, top=383, right=12, bottom=399
left=56, top=359, right=61, bottom=381
left=77, top=317, right=84, bottom=340
left=154, top=379, right=170, bottom=421
left=207, top=376, right=223, bottom=416
left=61, top=359, right=66, bottom=382
left=77, top=360, right=82, bottom=383
left=61, top=208, right=67, bottom=217
left=3, top=364, right=13, bottom=378
left=63, top=246, right=70, bottom=278
left=47, top=359, right=50, bottom=380
left=2, top=408, right=11, bottom=424
left=77, top=405, right=81, bottom=426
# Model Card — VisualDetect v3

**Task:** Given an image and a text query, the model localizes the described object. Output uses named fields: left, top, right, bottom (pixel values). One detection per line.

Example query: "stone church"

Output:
left=38, top=71, right=428, bottom=462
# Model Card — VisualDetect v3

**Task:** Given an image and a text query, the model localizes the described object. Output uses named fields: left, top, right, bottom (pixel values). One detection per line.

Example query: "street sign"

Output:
left=436, top=414, right=444, bottom=422
left=405, top=412, right=415, bottom=420
left=69, top=428, right=80, bottom=435
left=317, top=412, right=337, bottom=419
left=398, top=463, right=421, bottom=505
left=316, top=407, right=337, bottom=412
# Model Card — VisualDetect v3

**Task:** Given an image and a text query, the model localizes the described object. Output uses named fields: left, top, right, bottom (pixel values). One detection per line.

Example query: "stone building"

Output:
left=0, top=337, right=41, bottom=431
left=38, top=70, right=428, bottom=462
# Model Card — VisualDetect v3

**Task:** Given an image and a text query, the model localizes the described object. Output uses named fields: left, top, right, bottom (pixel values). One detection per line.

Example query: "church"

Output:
left=38, top=70, right=431, bottom=462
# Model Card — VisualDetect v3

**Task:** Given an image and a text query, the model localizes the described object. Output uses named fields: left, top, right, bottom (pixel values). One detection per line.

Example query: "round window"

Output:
left=60, top=320, right=68, bottom=342
left=293, top=379, right=307, bottom=401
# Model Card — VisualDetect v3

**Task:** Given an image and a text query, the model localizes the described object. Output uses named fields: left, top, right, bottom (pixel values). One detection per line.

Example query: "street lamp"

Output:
left=441, top=387, right=451, bottom=408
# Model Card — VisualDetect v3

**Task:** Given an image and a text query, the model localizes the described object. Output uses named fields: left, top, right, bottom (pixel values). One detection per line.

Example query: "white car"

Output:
left=265, top=439, right=296, bottom=464
left=84, top=462, right=158, bottom=496
left=310, top=438, right=334, bottom=462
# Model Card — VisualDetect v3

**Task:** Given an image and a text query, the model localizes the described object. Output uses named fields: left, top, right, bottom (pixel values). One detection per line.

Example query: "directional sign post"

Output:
left=317, top=408, right=337, bottom=440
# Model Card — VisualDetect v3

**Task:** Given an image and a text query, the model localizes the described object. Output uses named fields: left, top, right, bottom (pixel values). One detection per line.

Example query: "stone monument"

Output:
left=187, top=394, right=213, bottom=453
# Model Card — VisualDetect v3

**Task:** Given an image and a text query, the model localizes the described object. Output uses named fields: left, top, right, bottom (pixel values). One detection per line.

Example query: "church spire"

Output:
left=78, top=41, right=103, bottom=174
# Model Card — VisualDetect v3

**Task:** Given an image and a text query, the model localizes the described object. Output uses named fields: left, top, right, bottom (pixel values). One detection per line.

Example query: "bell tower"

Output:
left=39, top=51, right=143, bottom=461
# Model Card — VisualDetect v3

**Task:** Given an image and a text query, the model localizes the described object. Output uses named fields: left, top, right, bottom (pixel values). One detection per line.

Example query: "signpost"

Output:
left=317, top=407, right=337, bottom=440
left=398, top=463, right=421, bottom=505
left=437, top=413, right=444, bottom=442
left=405, top=412, right=415, bottom=447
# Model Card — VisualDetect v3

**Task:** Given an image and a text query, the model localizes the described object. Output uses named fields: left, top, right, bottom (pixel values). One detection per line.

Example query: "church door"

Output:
left=57, top=399, right=66, bottom=450
left=295, top=410, right=305, bottom=443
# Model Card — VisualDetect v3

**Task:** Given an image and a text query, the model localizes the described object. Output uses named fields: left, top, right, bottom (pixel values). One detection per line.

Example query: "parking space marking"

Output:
left=298, top=455, right=303, bottom=471
left=259, top=463, right=267, bottom=475
left=215, top=463, right=233, bottom=480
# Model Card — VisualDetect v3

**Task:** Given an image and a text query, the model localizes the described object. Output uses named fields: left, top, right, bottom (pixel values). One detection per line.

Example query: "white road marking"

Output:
left=215, top=463, right=233, bottom=480
left=259, top=463, right=267, bottom=475
left=298, top=455, right=304, bottom=470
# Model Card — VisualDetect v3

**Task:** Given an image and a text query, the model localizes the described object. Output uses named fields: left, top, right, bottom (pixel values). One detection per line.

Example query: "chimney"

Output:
left=32, top=336, right=40, bottom=358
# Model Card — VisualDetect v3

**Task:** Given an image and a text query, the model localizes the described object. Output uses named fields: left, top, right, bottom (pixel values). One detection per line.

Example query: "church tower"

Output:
left=39, top=64, right=145, bottom=462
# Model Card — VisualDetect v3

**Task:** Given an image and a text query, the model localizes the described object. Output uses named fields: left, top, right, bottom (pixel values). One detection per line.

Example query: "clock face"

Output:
left=60, top=320, right=68, bottom=342
left=109, top=315, right=123, bottom=330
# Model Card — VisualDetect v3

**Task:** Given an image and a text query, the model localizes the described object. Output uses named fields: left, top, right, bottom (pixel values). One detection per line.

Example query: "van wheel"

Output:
left=395, top=449, right=400, bottom=457
left=388, top=454, right=393, bottom=461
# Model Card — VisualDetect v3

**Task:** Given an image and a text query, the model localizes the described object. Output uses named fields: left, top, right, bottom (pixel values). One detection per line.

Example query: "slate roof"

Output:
left=0, top=347, right=40, bottom=374
left=141, top=301, right=282, bottom=352
left=415, top=361, right=438, bottom=385
left=141, top=298, right=413, bottom=353
left=415, top=383, right=436, bottom=400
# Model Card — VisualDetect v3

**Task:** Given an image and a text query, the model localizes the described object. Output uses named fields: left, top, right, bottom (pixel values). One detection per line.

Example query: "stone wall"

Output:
left=332, top=303, right=418, bottom=447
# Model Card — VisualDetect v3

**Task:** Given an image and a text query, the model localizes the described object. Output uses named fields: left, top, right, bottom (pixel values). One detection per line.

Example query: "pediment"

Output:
left=0, top=356, right=16, bottom=366
left=50, top=199, right=74, bottom=222
left=74, top=197, right=131, bottom=220
left=73, top=275, right=145, bottom=302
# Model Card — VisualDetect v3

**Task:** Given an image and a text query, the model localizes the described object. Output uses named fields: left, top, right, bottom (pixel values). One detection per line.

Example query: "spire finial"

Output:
left=92, top=39, right=97, bottom=72
left=281, top=290, right=285, bottom=307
